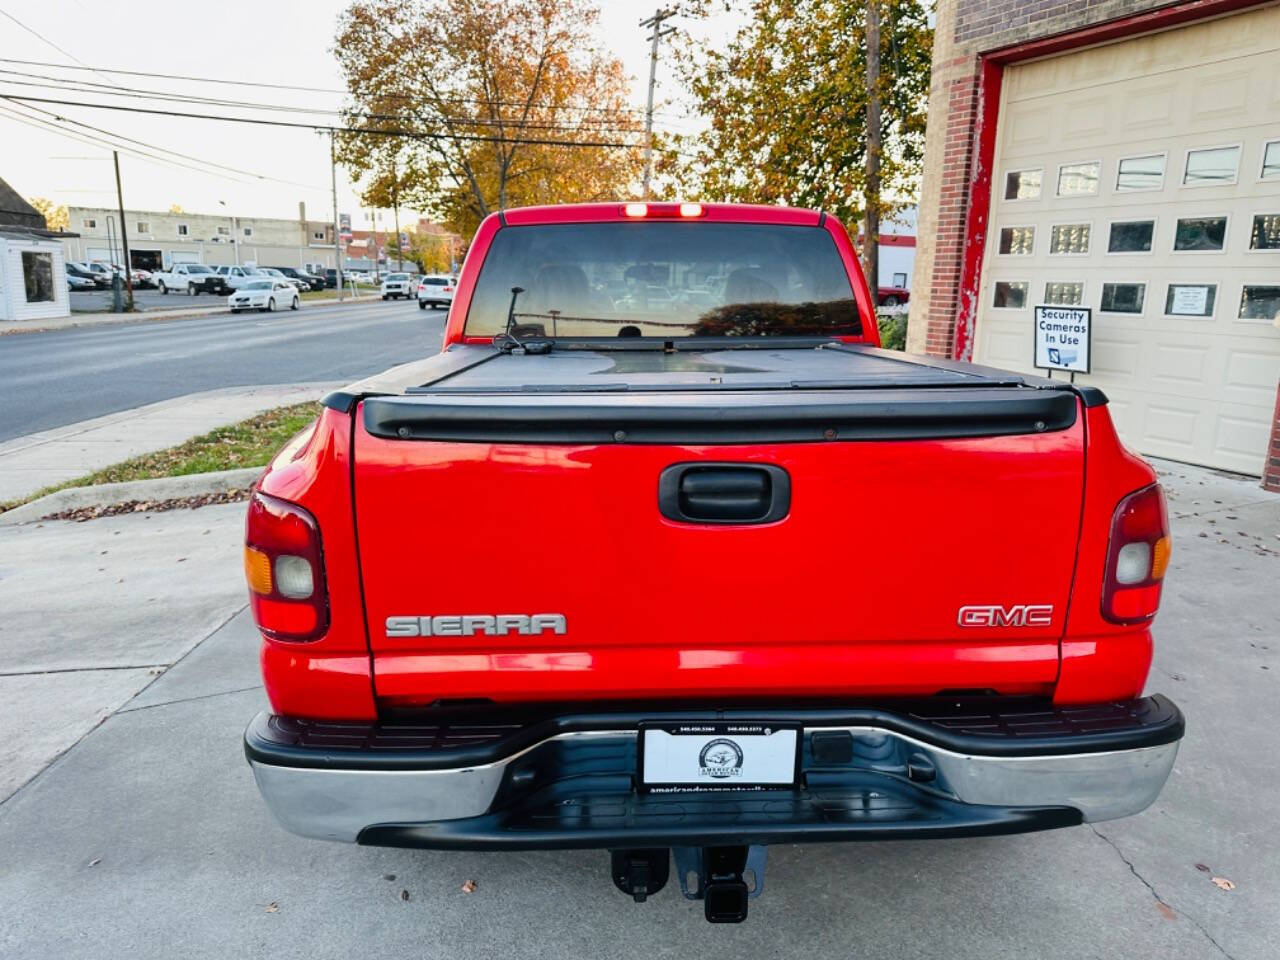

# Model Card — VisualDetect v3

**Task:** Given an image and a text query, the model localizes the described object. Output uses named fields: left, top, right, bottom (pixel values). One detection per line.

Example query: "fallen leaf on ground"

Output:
left=383, top=874, right=396, bottom=882
left=1155, top=902, right=1177, bottom=921
left=400, top=889, right=410, bottom=901
left=461, top=880, right=477, bottom=894
left=88, top=857, right=101, bottom=867
left=265, top=902, right=279, bottom=913
left=1211, top=876, right=1235, bottom=891
left=1194, top=863, right=1210, bottom=872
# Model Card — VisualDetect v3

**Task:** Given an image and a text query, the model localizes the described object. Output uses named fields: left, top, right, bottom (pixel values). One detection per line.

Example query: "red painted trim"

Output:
left=953, top=58, right=1002, bottom=362
left=984, top=0, right=1270, bottom=64
left=953, top=0, right=1274, bottom=361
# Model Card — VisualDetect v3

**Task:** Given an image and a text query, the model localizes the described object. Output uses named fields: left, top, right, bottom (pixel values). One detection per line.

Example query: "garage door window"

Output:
left=1249, top=214, right=1280, bottom=250
left=998, top=226, right=1035, bottom=255
left=1183, top=145, right=1240, bottom=186
left=1057, top=162, right=1100, bottom=196
left=1100, top=282, right=1146, bottom=314
left=1165, top=283, right=1216, bottom=317
left=1050, top=223, right=1090, bottom=255
left=1263, top=141, right=1280, bottom=180
left=992, top=281, right=1029, bottom=309
left=1116, top=154, right=1165, bottom=192
left=1044, top=282, right=1084, bottom=305
left=1239, top=286, right=1280, bottom=321
left=1004, top=169, right=1042, bottom=200
left=1108, top=220, right=1155, bottom=253
left=1174, top=216, right=1228, bottom=252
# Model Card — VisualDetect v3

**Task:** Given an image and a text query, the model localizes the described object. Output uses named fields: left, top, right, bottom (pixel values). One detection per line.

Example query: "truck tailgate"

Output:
left=351, top=385, right=1085, bottom=707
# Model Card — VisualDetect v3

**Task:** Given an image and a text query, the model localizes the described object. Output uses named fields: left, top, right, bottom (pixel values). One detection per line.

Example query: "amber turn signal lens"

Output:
left=1151, top=535, right=1172, bottom=580
left=244, top=546, right=272, bottom=595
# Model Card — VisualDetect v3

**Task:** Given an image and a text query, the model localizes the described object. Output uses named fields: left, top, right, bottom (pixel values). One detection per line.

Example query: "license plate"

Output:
left=639, top=722, right=799, bottom=792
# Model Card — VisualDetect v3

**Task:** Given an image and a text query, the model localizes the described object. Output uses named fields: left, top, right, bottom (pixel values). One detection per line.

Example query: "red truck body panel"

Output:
left=251, top=202, right=1162, bottom=723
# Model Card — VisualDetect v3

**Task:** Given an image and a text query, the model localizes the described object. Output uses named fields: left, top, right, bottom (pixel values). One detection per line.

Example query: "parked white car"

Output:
left=417, top=274, right=456, bottom=310
left=154, top=262, right=225, bottom=295
left=380, top=272, right=414, bottom=300
left=66, top=273, right=96, bottom=291
left=214, top=264, right=262, bottom=291
left=228, top=279, right=299, bottom=313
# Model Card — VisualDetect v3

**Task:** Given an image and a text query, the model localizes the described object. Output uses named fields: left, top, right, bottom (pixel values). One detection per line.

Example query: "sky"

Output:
left=0, top=0, right=737, bottom=231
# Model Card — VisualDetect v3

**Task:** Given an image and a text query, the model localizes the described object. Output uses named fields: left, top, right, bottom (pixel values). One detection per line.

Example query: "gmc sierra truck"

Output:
left=243, top=202, right=1182, bottom=924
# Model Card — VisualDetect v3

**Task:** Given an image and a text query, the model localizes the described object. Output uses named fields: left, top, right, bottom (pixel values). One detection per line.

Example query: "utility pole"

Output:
left=863, top=0, right=882, bottom=297
left=330, top=130, right=344, bottom=302
left=640, top=7, right=677, bottom=199
left=112, top=151, right=134, bottom=312
left=391, top=159, right=402, bottom=273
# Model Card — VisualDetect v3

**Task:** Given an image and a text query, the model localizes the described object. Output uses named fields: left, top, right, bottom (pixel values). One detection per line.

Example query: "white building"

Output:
left=65, top=203, right=339, bottom=273
left=0, top=177, right=73, bottom=323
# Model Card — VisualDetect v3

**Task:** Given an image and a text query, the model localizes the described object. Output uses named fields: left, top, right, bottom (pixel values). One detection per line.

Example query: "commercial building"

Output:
left=909, top=0, right=1280, bottom=488
left=64, top=204, right=338, bottom=274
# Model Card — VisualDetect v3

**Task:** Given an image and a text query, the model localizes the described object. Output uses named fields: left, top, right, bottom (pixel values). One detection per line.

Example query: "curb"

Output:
left=0, top=467, right=261, bottom=526
left=0, top=296, right=369, bottom=336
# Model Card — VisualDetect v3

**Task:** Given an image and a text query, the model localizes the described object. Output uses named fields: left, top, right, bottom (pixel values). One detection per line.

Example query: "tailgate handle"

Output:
left=658, top=464, right=791, bottom=525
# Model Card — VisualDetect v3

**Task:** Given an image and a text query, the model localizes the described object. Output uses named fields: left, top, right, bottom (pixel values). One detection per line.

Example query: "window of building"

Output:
left=82, top=218, right=96, bottom=229
left=1174, top=216, right=1228, bottom=251
left=1239, top=285, right=1280, bottom=321
left=1049, top=223, right=1090, bottom=255
left=1044, top=281, right=1084, bottom=305
left=243, top=227, right=253, bottom=237
left=1108, top=220, right=1155, bottom=253
left=177, top=224, right=189, bottom=236
left=1116, top=154, right=1165, bottom=192
left=1004, top=169, right=1042, bottom=201
left=892, top=272, right=907, bottom=287
left=1100, top=282, right=1146, bottom=314
left=313, top=230, right=325, bottom=241
left=992, top=281, right=1028, bottom=309
left=1165, top=283, right=1216, bottom=317
left=1183, top=145, right=1240, bottom=186
left=1263, top=140, right=1280, bottom=180
left=1249, top=214, right=1280, bottom=250
left=136, top=221, right=150, bottom=234
left=998, top=226, right=1035, bottom=255
left=217, top=225, right=230, bottom=236
left=22, top=251, right=55, bottom=303
left=1057, top=161, right=1100, bottom=196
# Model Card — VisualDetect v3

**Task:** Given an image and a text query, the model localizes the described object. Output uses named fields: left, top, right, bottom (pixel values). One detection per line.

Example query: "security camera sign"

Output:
left=1033, top=305, right=1091, bottom=374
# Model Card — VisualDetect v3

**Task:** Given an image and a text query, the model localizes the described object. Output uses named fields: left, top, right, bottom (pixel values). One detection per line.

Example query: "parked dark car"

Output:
left=272, top=267, right=325, bottom=292
left=324, top=268, right=341, bottom=289
left=66, top=262, right=111, bottom=289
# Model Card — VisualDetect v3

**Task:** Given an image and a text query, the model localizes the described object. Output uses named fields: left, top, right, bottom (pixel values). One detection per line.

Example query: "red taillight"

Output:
left=244, top=490, right=329, bottom=641
left=1102, top=483, right=1171, bottom=624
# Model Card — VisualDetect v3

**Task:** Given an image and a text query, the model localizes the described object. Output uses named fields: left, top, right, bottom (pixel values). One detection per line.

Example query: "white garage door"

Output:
left=974, top=6, right=1280, bottom=474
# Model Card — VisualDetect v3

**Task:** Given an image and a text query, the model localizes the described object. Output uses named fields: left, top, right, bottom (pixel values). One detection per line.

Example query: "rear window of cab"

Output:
left=463, top=221, right=861, bottom=338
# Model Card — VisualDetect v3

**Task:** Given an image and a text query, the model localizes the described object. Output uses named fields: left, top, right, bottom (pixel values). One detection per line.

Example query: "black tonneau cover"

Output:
left=327, top=343, right=1102, bottom=444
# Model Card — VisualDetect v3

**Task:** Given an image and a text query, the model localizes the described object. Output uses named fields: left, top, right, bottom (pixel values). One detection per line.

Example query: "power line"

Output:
left=0, top=93, right=646, bottom=149
left=0, top=10, right=125, bottom=90
left=0, top=56, right=653, bottom=117
left=9, top=98, right=329, bottom=190
left=0, top=73, right=648, bottom=134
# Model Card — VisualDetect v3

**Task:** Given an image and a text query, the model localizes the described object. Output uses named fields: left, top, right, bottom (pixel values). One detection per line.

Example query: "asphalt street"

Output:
left=0, top=461, right=1276, bottom=959
left=0, top=299, right=440, bottom=442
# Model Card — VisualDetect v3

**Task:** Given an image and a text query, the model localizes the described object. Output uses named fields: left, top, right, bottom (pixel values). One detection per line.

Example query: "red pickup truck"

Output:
left=243, top=202, right=1181, bottom=923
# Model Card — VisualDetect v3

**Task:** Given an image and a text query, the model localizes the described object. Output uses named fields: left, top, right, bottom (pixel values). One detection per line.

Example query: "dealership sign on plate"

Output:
left=1033, top=305, right=1092, bottom=374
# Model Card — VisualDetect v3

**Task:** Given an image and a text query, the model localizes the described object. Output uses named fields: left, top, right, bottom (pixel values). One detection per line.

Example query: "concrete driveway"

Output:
left=0, top=461, right=1276, bottom=959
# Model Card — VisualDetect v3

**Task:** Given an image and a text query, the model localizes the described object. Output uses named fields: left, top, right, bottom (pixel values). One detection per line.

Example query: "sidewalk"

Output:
left=0, top=383, right=342, bottom=504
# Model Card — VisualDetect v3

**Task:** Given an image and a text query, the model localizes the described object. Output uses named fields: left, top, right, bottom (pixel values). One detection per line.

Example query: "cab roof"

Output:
left=495, top=202, right=827, bottom=228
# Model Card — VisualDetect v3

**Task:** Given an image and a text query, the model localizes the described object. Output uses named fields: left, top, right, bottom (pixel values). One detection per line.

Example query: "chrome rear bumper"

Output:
left=246, top=697, right=1182, bottom=847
